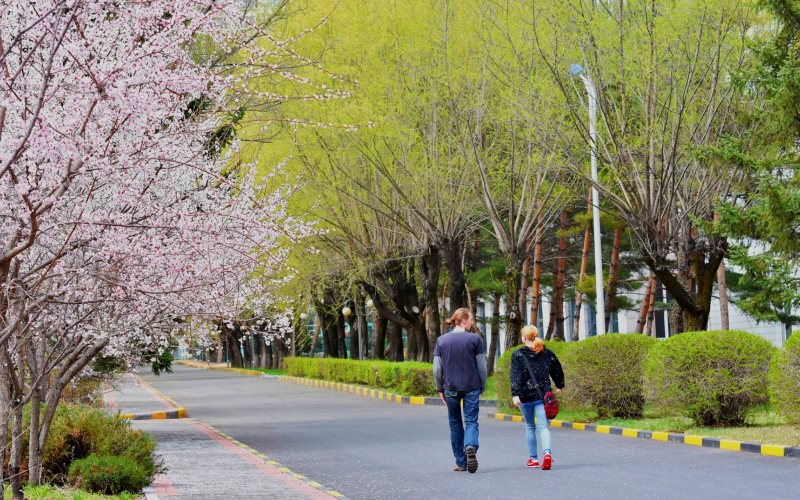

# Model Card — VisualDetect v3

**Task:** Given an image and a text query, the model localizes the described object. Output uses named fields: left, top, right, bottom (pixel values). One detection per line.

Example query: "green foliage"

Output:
left=561, top=334, right=656, bottom=418
left=284, top=357, right=436, bottom=396
left=768, top=333, right=800, bottom=424
left=37, top=405, right=159, bottom=485
left=149, top=350, right=174, bottom=376
left=644, top=330, right=775, bottom=426
left=493, top=341, right=573, bottom=415
left=68, top=455, right=148, bottom=495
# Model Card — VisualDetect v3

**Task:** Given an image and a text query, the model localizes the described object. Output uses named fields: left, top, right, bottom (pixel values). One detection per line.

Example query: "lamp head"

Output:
left=342, top=306, right=352, bottom=318
left=300, top=312, right=307, bottom=320
left=568, top=63, right=585, bottom=77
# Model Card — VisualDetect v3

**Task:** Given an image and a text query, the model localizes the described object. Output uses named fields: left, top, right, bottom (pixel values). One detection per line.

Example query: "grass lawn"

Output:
left=249, top=367, right=288, bottom=376
left=4, top=484, right=139, bottom=499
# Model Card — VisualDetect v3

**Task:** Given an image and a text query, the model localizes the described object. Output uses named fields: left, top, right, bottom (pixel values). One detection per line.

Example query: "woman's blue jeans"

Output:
left=519, top=400, right=551, bottom=458
left=445, top=389, right=481, bottom=467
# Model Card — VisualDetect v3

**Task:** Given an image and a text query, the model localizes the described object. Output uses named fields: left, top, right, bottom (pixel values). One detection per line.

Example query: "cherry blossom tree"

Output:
left=0, top=1, right=312, bottom=493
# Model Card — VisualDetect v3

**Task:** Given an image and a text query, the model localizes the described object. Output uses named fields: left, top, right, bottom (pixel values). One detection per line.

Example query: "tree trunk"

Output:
left=407, top=319, right=418, bottom=361
left=531, top=221, right=544, bottom=326
left=441, top=237, right=468, bottom=314
left=636, top=273, right=656, bottom=333
left=605, top=226, right=622, bottom=332
left=309, top=315, right=321, bottom=356
left=553, top=211, right=568, bottom=340
left=28, top=388, right=43, bottom=485
left=573, top=210, right=592, bottom=340
left=487, top=292, right=501, bottom=375
left=646, top=280, right=658, bottom=337
left=374, top=313, right=387, bottom=359
left=0, top=366, right=9, bottom=487
left=9, top=402, right=24, bottom=500
left=717, top=258, right=730, bottom=330
left=503, top=259, right=524, bottom=349
left=386, top=321, right=404, bottom=362
left=519, top=240, right=532, bottom=323
left=545, top=286, right=557, bottom=340
left=357, top=293, right=369, bottom=360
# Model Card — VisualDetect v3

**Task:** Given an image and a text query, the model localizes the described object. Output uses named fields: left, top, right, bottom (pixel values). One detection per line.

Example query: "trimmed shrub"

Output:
left=68, top=454, right=149, bottom=494
left=284, top=357, right=436, bottom=395
left=644, top=330, right=775, bottom=426
left=41, top=404, right=159, bottom=484
left=494, top=341, right=574, bottom=415
left=768, top=333, right=800, bottom=424
left=561, top=333, right=656, bottom=418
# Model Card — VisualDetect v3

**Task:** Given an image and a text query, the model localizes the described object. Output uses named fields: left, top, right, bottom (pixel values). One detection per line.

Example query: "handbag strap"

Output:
left=521, top=353, right=545, bottom=401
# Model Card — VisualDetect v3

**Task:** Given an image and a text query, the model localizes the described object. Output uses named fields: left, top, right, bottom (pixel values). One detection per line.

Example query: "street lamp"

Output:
left=569, top=63, right=605, bottom=336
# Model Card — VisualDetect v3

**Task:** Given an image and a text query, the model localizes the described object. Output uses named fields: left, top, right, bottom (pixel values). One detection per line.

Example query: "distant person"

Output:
left=510, top=325, right=565, bottom=470
left=433, top=308, right=487, bottom=473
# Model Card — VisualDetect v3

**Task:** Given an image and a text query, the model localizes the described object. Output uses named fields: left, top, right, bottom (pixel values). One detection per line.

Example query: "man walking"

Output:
left=433, top=307, right=487, bottom=473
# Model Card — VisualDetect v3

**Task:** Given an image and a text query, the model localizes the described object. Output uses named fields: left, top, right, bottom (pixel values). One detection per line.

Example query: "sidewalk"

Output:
left=109, top=373, right=339, bottom=499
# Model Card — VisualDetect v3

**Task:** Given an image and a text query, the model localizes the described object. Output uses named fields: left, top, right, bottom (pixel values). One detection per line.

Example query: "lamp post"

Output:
left=569, top=63, right=605, bottom=336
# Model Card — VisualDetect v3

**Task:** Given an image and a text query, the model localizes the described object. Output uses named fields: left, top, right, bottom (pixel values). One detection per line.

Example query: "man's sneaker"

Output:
left=541, top=452, right=552, bottom=470
left=453, top=464, right=467, bottom=472
left=465, top=446, right=478, bottom=473
left=527, top=457, right=540, bottom=468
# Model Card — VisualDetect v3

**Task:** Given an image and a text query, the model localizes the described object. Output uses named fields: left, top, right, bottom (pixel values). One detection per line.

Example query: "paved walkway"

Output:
left=109, top=371, right=337, bottom=499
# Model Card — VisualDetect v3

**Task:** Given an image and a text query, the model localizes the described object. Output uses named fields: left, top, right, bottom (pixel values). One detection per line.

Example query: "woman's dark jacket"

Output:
left=510, top=346, right=565, bottom=403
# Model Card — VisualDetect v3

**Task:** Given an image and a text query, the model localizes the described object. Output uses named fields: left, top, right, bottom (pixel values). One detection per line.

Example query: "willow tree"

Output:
left=446, top=1, right=575, bottom=348
left=533, top=0, right=754, bottom=332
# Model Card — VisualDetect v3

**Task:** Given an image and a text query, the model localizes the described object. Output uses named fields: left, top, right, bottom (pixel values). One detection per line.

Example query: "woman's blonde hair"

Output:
left=521, top=325, right=544, bottom=353
left=445, top=307, right=473, bottom=328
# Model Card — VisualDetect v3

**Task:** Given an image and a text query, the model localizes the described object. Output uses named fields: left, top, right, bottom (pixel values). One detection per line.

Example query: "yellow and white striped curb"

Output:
left=118, top=407, right=188, bottom=420
left=176, top=359, right=266, bottom=377
left=489, top=412, right=800, bottom=459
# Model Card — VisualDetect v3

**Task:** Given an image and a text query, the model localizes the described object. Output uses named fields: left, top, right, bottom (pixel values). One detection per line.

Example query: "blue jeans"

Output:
left=444, top=389, right=481, bottom=467
left=519, top=400, right=551, bottom=458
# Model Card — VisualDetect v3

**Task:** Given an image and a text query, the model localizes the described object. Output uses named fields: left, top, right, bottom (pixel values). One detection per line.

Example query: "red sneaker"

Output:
left=542, top=452, right=552, bottom=470
left=527, top=457, right=539, bottom=468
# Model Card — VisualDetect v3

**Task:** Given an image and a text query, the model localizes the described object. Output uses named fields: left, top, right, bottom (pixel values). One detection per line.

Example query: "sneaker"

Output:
left=527, top=457, right=540, bottom=468
left=453, top=464, right=467, bottom=472
left=542, top=452, right=552, bottom=470
left=465, top=446, right=478, bottom=473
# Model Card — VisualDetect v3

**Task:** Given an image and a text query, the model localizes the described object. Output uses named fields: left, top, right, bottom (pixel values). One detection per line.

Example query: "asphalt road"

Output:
left=141, top=365, right=800, bottom=500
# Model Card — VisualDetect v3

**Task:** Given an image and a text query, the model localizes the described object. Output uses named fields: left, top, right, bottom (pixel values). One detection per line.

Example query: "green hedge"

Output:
left=768, top=333, right=800, bottom=424
left=284, top=357, right=437, bottom=396
left=68, top=455, right=149, bottom=495
left=562, top=333, right=656, bottom=418
left=644, top=330, right=775, bottom=426
left=494, top=341, right=573, bottom=415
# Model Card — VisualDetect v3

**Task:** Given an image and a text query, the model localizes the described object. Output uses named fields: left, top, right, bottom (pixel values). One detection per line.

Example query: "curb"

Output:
left=279, top=375, right=496, bottom=407
left=118, top=407, right=188, bottom=420
left=176, top=359, right=268, bottom=377
left=488, top=412, right=800, bottom=459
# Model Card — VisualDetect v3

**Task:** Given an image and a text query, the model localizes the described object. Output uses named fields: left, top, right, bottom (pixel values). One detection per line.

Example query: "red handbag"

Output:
left=542, top=390, right=559, bottom=420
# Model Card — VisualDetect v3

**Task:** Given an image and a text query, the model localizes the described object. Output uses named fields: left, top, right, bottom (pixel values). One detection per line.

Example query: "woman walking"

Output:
left=510, top=325, right=565, bottom=470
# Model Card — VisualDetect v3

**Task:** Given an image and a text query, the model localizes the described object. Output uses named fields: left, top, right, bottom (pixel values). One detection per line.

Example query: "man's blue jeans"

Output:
left=445, top=389, right=481, bottom=467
